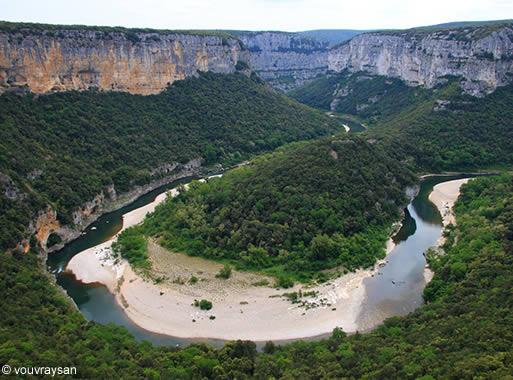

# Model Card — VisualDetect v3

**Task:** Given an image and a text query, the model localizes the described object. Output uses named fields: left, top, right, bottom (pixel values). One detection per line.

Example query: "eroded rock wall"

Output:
left=328, top=26, right=513, bottom=95
left=0, top=29, right=246, bottom=95
left=236, top=31, right=329, bottom=91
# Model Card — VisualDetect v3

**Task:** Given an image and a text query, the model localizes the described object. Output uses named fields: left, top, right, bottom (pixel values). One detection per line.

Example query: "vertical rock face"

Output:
left=236, top=31, right=329, bottom=91
left=328, top=25, right=513, bottom=95
left=0, top=28, right=247, bottom=95
left=2, top=23, right=512, bottom=96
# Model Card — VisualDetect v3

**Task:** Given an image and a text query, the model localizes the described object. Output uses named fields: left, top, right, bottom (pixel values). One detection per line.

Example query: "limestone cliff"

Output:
left=31, top=158, right=203, bottom=253
left=328, top=24, right=513, bottom=96
left=2, top=22, right=512, bottom=96
left=235, top=31, right=329, bottom=91
left=0, top=26, right=247, bottom=95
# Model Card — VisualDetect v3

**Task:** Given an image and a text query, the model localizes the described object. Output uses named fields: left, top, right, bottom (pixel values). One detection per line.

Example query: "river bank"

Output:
left=428, top=178, right=471, bottom=247
left=429, top=178, right=471, bottom=227
left=66, top=179, right=400, bottom=341
left=427, top=178, right=471, bottom=272
left=64, top=176, right=471, bottom=342
left=43, top=159, right=203, bottom=255
left=67, top=185, right=183, bottom=291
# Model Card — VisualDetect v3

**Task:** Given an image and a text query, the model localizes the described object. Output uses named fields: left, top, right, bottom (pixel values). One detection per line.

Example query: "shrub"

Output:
left=216, top=264, right=232, bottom=279
left=194, top=299, right=213, bottom=310
left=189, top=275, right=198, bottom=284
left=275, top=276, right=294, bottom=289
left=112, top=227, right=149, bottom=268
left=252, top=279, right=270, bottom=287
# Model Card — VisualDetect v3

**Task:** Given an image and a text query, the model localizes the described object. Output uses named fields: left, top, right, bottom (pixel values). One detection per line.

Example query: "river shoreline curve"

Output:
left=66, top=179, right=399, bottom=341
left=63, top=175, right=472, bottom=342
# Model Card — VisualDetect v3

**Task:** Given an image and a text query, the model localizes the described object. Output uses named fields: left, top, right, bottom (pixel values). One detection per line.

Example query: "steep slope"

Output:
left=123, top=135, right=416, bottom=281
left=375, top=82, right=513, bottom=170
left=0, top=22, right=247, bottom=95
left=328, top=22, right=513, bottom=96
left=233, top=31, right=329, bottom=91
left=290, top=70, right=432, bottom=117
left=0, top=23, right=335, bottom=95
left=0, top=72, right=338, bottom=251
left=3, top=21, right=513, bottom=96
left=291, top=69, right=513, bottom=171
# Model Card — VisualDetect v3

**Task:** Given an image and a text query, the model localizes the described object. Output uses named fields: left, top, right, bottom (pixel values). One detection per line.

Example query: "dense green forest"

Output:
left=291, top=71, right=513, bottom=171
left=0, top=72, right=338, bottom=250
left=1, top=19, right=512, bottom=377
left=375, top=83, right=513, bottom=170
left=289, top=70, right=432, bottom=120
left=116, top=136, right=416, bottom=281
left=2, top=174, right=511, bottom=378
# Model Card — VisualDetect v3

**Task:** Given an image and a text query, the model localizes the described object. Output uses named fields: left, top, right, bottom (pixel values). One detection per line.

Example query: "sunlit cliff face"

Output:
left=0, top=30, right=245, bottom=95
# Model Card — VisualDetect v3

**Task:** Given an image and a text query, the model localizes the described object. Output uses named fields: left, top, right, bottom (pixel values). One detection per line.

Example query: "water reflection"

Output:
left=48, top=174, right=473, bottom=345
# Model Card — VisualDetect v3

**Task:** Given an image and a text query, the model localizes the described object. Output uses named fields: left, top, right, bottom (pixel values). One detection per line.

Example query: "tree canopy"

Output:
left=124, top=135, right=417, bottom=281
left=0, top=72, right=338, bottom=250
left=291, top=71, right=513, bottom=171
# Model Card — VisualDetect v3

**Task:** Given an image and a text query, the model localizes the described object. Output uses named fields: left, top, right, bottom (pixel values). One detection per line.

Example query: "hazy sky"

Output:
left=1, top=0, right=512, bottom=31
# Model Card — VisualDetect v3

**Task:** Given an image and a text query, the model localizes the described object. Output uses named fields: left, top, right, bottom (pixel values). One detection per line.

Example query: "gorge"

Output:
left=1, top=16, right=513, bottom=379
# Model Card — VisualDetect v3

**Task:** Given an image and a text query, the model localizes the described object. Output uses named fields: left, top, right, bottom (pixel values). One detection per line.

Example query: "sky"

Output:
left=1, top=0, right=512, bottom=32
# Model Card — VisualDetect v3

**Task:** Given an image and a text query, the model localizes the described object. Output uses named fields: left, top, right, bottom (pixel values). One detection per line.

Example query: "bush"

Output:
left=189, top=275, right=198, bottom=284
left=275, top=276, right=294, bottom=289
left=194, top=299, right=213, bottom=310
left=216, top=264, right=232, bottom=279
left=252, top=279, right=270, bottom=287
left=112, top=227, right=149, bottom=268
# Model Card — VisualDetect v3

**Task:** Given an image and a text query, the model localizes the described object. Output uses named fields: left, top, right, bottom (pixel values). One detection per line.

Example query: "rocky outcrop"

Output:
left=236, top=32, right=329, bottom=91
left=31, top=206, right=61, bottom=250
left=0, top=27, right=247, bottom=95
left=0, top=173, right=25, bottom=201
left=328, top=25, right=513, bottom=96
left=30, top=158, right=203, bottom=253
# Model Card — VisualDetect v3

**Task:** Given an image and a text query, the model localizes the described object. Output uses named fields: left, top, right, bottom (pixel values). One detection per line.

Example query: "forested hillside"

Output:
left=376, top=83, right=513, bottom=170
left=289, top=70, right=432, bottom=120
left=118, top=136, right=416, bottom=281
left=291, top=71, right=513, bottom=171
left=0, top=72, right=338, bottom=250
left=2, top=174, right=511, bottom=378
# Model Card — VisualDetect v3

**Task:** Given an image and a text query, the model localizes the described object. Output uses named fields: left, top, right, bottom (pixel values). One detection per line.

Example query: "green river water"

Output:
left=46, top=174, right=474, bottom=347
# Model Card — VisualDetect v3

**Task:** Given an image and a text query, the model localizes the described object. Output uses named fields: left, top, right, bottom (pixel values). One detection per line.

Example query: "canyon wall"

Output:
left=0, top=27, right=247, bottom=95
left=2, top=23, right=512, bottom=96
left=235, top=31, right=329, bottom=91
left=328, top=25, right=513, bottom=96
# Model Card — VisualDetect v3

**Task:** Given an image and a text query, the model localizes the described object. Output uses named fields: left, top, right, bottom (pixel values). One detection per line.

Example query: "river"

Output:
left=46, top=174, right=471, bottom=347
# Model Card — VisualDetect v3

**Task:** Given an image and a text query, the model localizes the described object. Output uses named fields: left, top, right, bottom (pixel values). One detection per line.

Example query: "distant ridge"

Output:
left=296, top=20, right=513, bottom=46
left=297, top=29, right=369, bottom=46
left=417, top=19, right=513, bottom=30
